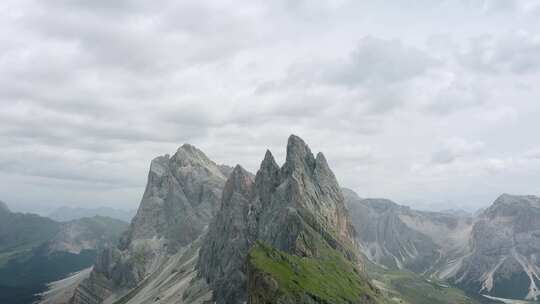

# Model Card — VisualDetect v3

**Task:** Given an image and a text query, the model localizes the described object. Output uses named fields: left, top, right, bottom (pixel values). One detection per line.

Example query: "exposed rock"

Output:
left=199, top=135, right=380, bottom=304
left=345, top=189, right=540, bottom=302
left=70, top=144, right=228, bottom=304
left=198, top=165, right=256, bottom=302
left=442, top=194, right=540, bottom=301
left=344, top=189, right=472, bottom=273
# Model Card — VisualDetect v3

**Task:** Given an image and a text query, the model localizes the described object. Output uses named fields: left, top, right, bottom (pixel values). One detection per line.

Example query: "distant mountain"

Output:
left=45, top=216, right=128, bottom=254
left=439, top=194, right=540, bottom=301
left=345, top=189, right=540, bottom=302
left=47, top=206, right=136, bottom=223
left=344, top=189, right=472, bottom=273
left=0, top=202, right=128, bottom=304
left=0, top=201, right=60, bottom=259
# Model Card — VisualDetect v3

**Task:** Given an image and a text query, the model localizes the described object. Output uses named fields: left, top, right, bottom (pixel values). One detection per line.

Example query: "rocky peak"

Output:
left=222, top=165, right=254, bottom=205
left=282, top=134, right=316, bottom=177
left=70, top=144, right=230, bottom=304
left=198, top=135, right=364, bottom=304
left=127, top=143, right=227, bottom=247
left=254, top=150, right=280, bottom=208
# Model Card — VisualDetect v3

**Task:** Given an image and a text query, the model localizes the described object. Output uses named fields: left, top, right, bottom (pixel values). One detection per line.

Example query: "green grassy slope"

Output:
left=248, top=242, right=387, bottom=304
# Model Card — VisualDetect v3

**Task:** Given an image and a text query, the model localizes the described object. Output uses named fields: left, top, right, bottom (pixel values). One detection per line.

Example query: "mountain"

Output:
left=0, top=202, right=128, bottom=304
left=437, top=194, right=540, bottom=301
left=0, top=201, right=60, bottom=263
left=69, top=135, right=387, bottom=304
left=345, top=189, right=540, bottom=302
left=198, top=135, right=384, bottom=304
left=47, top=206, right=136, bottom=223
left=70, top=144, right=229, bottom=304
left=343, top=189, right=473, bottom=274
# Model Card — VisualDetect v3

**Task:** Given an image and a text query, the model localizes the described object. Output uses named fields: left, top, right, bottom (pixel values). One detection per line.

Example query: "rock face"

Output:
left=440, top=194, right=540, bottom=301
left=344, top=189, right=473, bottom=273
left=70, top=144, right=227, bottom=304
left=198, top=135, right=382, bottom=304
left=346, top=189, right=540, bottom=302
left=125, top=144, right=227, bottom=249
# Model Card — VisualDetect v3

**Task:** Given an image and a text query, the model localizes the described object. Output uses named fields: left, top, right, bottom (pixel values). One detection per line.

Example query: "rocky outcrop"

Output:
left=70, top=144, right=228, bottom=304
left=198, top=135, right=381, bottom=304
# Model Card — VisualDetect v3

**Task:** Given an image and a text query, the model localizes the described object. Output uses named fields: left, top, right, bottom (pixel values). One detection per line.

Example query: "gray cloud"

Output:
left=1, top=0, right=539, bottom=212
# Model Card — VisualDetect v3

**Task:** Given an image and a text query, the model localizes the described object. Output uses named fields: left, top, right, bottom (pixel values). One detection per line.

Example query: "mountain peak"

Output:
left=222, top=165, right=254, bottom=204
left=286, top=134, right=311, bottom=158
left=175, top=143, right=215, bottom=165
left=255, top=150, right=281, bottom=208
left=283, top=134, right=316, bottom=176
left=259, top=150, right=279, bottom=175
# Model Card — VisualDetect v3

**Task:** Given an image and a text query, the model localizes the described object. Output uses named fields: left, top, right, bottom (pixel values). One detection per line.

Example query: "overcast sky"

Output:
left=1, top=0, right=540, bottom=214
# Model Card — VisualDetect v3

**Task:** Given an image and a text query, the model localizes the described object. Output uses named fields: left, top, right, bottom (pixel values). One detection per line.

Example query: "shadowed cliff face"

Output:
left=198, top=135, right=371, bottom=304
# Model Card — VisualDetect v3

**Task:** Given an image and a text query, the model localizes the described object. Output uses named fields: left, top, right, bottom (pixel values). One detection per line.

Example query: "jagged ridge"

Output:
left=198, top=135, right=383, bottom=304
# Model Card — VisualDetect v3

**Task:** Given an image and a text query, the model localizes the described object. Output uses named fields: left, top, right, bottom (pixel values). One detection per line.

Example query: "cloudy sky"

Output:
left=1, top=0, right=540, bottom=214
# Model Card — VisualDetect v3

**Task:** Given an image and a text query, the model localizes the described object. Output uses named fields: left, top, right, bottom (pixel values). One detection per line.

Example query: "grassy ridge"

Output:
left=249, top=242, right=386, bottom=303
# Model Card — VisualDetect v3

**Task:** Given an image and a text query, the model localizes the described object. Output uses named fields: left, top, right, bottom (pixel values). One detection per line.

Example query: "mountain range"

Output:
left=3, top=135, right=540, bottom=304
left=344, top=189, right=540, bottom=303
